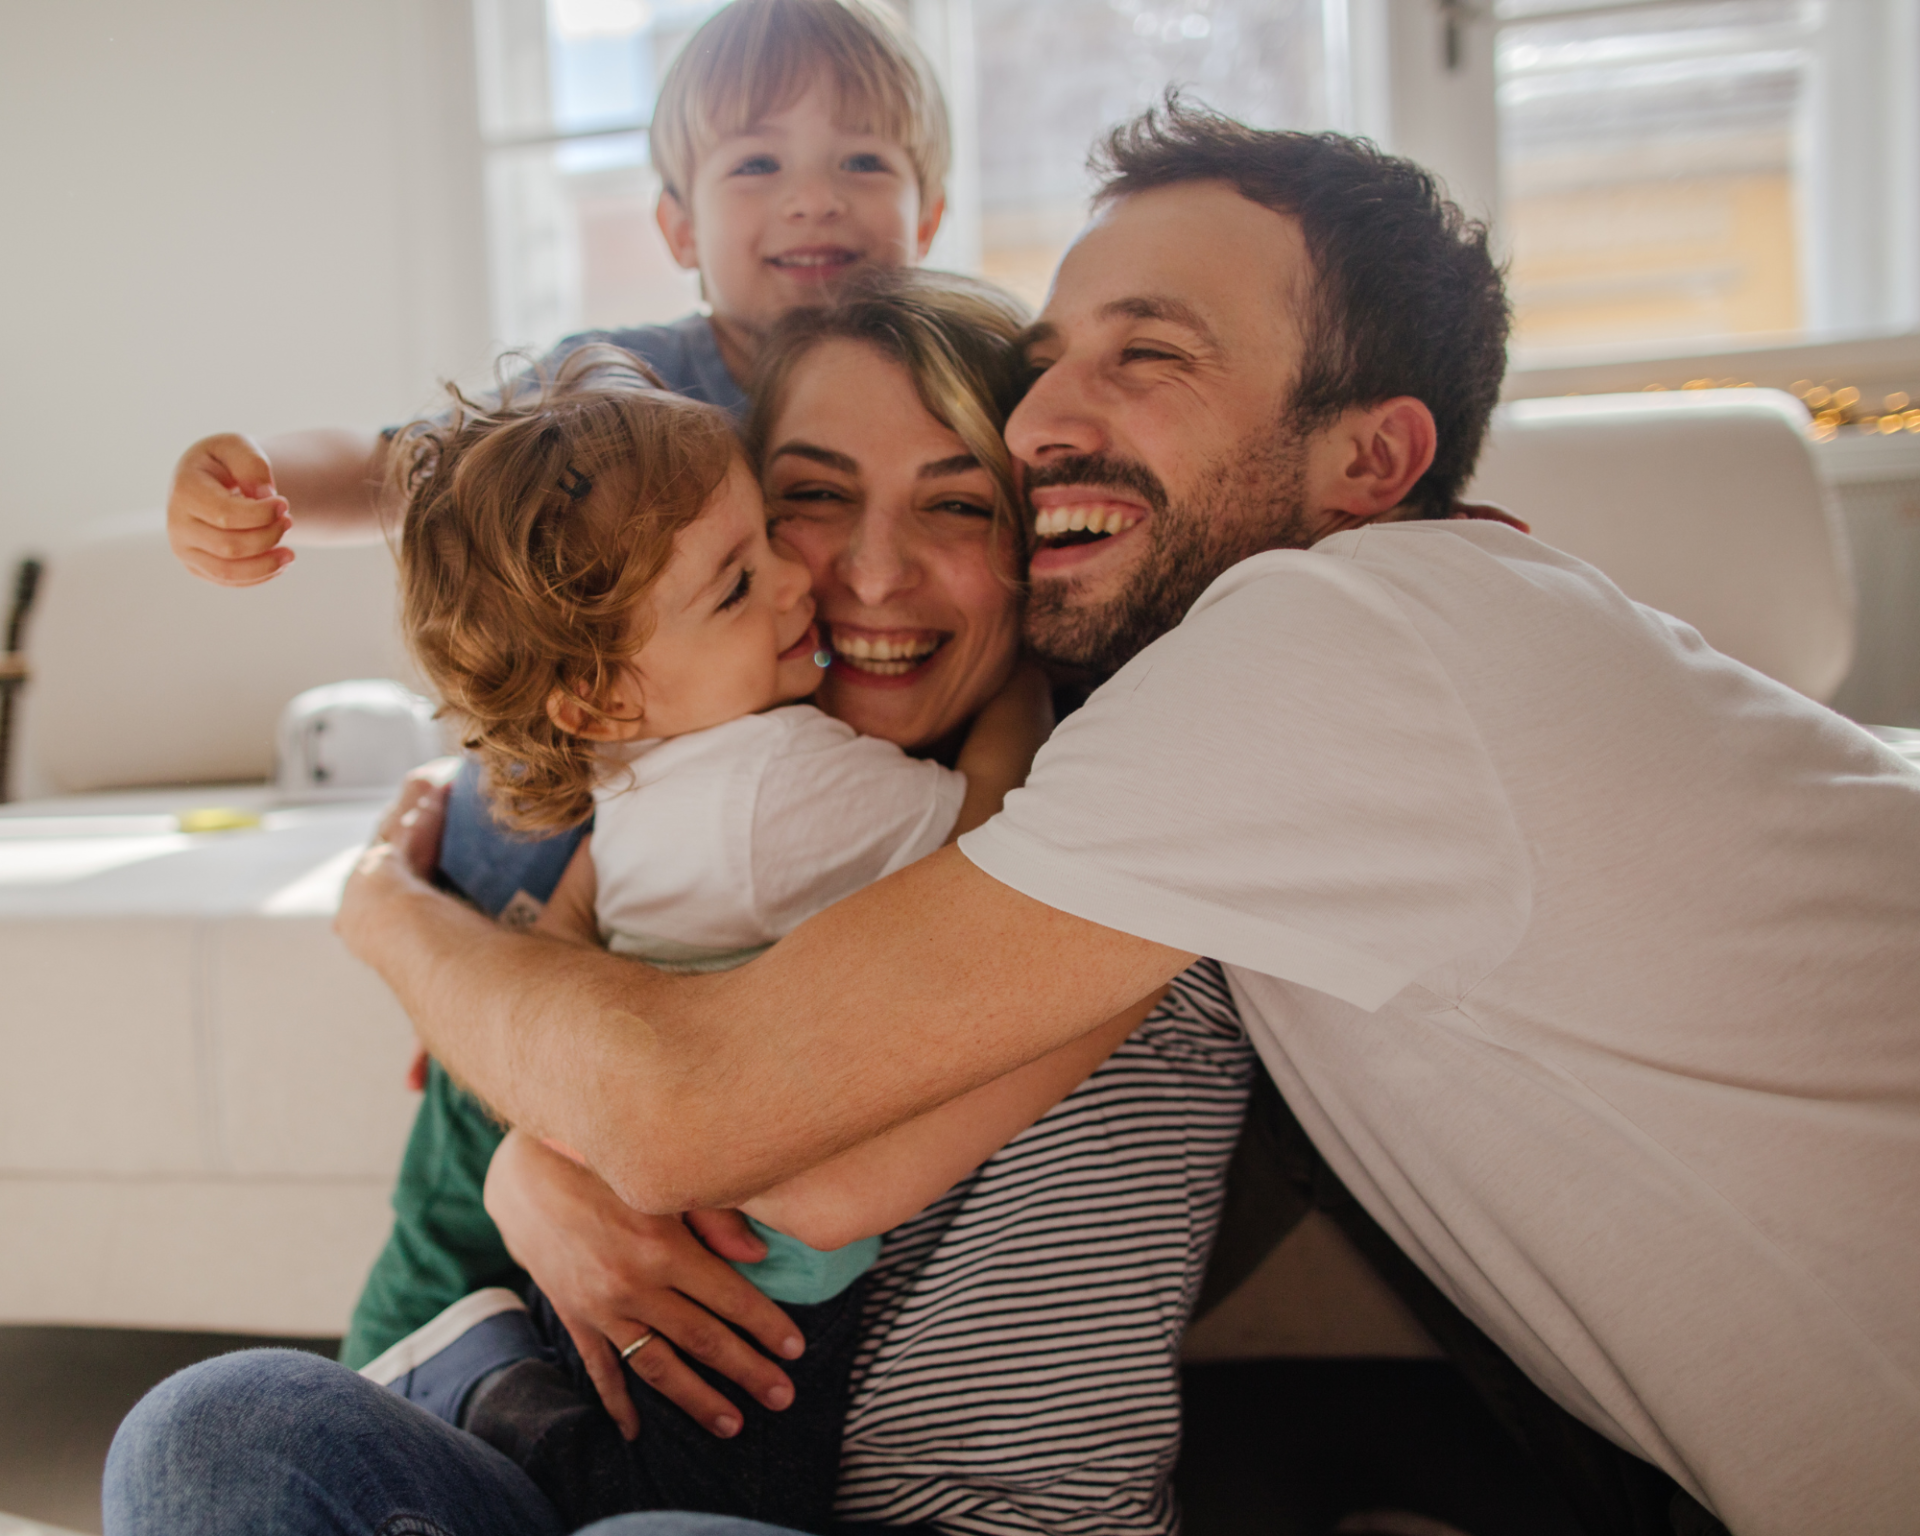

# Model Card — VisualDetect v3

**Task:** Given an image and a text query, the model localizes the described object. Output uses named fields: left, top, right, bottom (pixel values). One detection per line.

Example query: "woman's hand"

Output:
left=484, top=1128, right=804, bottom=1440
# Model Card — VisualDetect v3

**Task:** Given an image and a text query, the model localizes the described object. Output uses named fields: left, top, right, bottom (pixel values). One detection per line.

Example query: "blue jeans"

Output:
left=103, top=1349, right=805, bottom=1536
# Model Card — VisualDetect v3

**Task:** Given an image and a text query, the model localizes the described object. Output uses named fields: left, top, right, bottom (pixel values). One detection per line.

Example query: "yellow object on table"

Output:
left=176, top=807, right=264, bottom=834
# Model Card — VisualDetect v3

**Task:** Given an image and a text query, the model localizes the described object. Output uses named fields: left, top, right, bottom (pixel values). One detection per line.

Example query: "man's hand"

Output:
left=168, top=434, right=295, bottom=587
left=484, top=1129, right=802, bottom=1440
left=336, top=768, right=453, bottom=958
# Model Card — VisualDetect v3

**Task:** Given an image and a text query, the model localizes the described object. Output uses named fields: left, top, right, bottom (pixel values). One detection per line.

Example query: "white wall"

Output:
left=0, top=0, right=492, bottom=586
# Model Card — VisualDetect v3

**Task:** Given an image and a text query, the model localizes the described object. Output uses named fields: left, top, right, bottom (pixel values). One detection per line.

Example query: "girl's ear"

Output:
left=655, top=192, right=700, bottom=273
left=546, top=672, right=647, bottom=742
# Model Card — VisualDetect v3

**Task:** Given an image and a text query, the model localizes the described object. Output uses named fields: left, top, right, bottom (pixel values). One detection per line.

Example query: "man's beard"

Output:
left=1024, top=414, right=1313, bottom=679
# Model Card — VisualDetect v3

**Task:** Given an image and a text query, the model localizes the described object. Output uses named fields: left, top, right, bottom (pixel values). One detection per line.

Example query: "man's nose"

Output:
left=1005, top=357, right=1105, bottom=467
left=837, top=510, right=917, bottom=606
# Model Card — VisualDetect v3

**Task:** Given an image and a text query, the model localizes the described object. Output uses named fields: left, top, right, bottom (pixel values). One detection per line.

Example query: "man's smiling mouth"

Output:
left=1032, top=503, right=1146, bottom=549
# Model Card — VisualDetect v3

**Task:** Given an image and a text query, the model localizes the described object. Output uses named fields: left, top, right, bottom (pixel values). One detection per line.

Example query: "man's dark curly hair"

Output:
left=1092, top=97, right=1510, bottom=516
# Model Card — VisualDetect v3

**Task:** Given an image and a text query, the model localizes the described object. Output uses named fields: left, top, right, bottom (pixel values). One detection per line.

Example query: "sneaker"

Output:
left=359, top=1287, right=541, bottom=1427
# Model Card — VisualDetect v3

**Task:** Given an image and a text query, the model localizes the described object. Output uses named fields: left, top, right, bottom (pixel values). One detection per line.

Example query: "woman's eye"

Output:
left=931, top=498, right=993, bottom=520
left=842, top=152, right=891, bottom=174
left=717, top=567, right=754, bottom=612
left=732, top=154, right=779, bottom=177
left=773, top=484, right=852, bottom=509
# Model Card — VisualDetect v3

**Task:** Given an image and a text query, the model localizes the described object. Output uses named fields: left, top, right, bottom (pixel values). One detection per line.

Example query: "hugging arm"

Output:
left=741, top=985, right=1160, bottom=1249
left=339, top=799, right=1194, bottom=1216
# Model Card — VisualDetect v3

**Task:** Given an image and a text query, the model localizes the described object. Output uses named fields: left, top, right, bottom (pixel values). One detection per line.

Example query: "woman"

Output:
left=105, top=272, right=1253, bottom=1536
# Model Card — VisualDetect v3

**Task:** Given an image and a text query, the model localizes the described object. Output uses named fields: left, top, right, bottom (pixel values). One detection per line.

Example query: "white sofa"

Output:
left=1, top=525, right=424, bottom=1335
left=3, top=390, right=1906, bottom=1348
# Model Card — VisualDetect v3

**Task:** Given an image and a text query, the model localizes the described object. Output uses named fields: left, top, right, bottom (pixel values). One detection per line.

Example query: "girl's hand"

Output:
left=483, top=1128, right=804, bottom=1440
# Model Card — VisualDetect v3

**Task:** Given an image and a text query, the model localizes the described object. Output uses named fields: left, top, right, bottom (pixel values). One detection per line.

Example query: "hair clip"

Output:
left=558, top=466, right=594, bottom=501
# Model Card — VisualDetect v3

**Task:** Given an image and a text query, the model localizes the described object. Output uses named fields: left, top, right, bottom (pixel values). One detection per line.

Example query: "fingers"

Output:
left=662, top=1245, right=805, bottom=1369
left=195, top=432, right=278, bottom=499
left=615, top=1323, right=746, bottom=1440
left=375, top=780, right=449, bottom=879
left=169, top=433, right=295, bottom=588
left=639, top=1289, right=795, bottom=1417
left=560, top=1312, right=642, bottom=1441
left=393, top=782, right=450, bottom=877
left=685, top=1208, right=768, bottom=1265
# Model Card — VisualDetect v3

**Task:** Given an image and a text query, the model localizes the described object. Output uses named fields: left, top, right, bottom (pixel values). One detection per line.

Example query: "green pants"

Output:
left=341, top=1060, right=526, bottom=1369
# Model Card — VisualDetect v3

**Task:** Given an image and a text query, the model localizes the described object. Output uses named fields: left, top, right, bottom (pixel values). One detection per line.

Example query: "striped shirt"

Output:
left=834, top=960, right=1255, bottom=1535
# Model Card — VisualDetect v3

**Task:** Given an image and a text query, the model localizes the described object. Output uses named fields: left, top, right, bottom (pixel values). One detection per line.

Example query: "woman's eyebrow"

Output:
left=917, top=454, right=980, bottom=479
left=769, top=442, right=858, bottom=473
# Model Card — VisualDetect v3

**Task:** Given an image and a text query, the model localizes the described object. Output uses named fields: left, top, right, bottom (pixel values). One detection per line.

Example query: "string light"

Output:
left=1623, top=378, right=1920, bottom=441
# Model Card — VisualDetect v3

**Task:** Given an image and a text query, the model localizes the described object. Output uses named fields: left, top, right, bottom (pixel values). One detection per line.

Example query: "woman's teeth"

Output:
left=831, top=632, right=940, bottom=675
left=1032, top=505, right=1143, bottom=541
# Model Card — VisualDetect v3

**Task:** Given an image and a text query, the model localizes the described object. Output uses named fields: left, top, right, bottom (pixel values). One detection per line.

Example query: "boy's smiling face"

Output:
left=657, top=83, right=943, bottom=350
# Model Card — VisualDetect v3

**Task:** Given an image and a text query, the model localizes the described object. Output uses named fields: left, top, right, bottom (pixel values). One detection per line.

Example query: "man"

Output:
left=342, top=105, right=1920, bottom=1536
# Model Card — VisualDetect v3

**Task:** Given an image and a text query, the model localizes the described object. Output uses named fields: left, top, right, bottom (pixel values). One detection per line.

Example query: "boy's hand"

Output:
left=168, top=433, right=295, bottom=587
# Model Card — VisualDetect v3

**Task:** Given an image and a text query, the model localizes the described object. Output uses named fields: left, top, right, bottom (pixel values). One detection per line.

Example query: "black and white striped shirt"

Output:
left=834, top=960, right=1255, bottom=1535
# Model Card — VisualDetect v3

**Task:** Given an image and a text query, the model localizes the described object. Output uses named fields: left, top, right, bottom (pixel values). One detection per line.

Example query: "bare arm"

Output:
left=168, top=427, right=391, bottom=586
left=741, top=987, right=1160, bottom=1251
left=337, top=797, right=1194, bottom=1215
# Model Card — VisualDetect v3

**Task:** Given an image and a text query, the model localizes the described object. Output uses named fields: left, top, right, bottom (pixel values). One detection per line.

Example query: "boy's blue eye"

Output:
left=732, top=154, right=779, bottom=177
left=717, top=567, right=754, bottom=612
left=842, top=152, right=890, bottom=174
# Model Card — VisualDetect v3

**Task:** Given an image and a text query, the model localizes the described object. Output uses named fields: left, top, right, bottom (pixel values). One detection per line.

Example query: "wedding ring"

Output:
left=619, top=1331, right=656, bottom=1361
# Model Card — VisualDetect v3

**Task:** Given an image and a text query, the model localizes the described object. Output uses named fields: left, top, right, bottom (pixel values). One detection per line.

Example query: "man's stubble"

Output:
left=1024, top=413, right=1313, bottom=679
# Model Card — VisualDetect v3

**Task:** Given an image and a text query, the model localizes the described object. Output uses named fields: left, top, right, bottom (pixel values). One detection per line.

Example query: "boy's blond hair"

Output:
left=651, top=0, right=949, bottom=208
left=391, top=347, right=738, bottom=834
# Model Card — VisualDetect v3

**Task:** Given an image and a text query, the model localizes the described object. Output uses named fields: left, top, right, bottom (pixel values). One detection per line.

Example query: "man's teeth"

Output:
left=1032, top=505, right=1144, bottom=540
left=832, top=633, right=940, bottom=675
left=771, top=251, right=853, bottom=268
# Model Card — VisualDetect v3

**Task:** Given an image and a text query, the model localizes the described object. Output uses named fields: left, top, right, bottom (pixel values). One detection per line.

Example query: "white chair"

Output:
left=1466, top=388, right=1855, bottom=703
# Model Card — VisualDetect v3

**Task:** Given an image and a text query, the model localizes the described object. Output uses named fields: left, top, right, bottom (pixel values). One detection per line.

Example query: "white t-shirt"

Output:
left=960, top=521, right=1920, bottom=1536
left=594, top=704, right=964, bottom=964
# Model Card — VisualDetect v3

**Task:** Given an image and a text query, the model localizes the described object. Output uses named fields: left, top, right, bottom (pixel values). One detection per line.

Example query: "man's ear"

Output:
left=656, top=191, right=700, bottom=272
left=913, top=194, right=946, bottom=261
left=1307, top=396, right=1438, bottom=524
left=546, top=671, right=647, bottom=743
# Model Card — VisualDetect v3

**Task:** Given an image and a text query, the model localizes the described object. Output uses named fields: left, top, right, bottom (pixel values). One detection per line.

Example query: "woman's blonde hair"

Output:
left=391, top=346, right=738, bottom=833
left=747, top=269, right=1034, bottom=571
left=651, top=0, right=949, bottom=207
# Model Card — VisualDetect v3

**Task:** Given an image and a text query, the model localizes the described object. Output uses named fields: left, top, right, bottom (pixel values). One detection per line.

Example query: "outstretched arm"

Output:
left=169, top=427, right=391, bottom=586
left=339, top=791, right=1193, bottom=1215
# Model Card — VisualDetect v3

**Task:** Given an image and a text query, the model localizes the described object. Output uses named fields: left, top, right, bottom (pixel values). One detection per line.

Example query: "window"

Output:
left=1495, top=0, right=1920, bottom=358
left=473, top=0, right=727, bottom=353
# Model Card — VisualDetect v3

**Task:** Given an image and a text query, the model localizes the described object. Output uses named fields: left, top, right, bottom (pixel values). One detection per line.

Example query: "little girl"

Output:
left=365, top=344, right=1145, bottom=1532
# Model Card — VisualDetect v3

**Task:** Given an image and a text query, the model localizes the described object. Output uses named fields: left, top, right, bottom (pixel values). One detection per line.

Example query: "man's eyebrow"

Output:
left=769, top=442, right=858, bottom=474
left=1097, top=295, right=1219, bottom=345
left=918, top=453, right=979, bottom=479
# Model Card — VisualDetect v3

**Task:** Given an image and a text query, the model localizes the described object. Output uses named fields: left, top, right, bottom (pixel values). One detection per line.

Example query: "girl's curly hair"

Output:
left=390, top=345, right=738, bottom=834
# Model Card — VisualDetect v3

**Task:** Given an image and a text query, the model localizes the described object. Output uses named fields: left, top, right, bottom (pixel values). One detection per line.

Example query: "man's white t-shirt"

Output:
left=960, top=521, right=1920, bottom=1536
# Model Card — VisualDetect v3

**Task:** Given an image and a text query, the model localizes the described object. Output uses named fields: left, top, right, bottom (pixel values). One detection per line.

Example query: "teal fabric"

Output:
left=735, top=1219, right=882, bottom=1305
